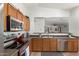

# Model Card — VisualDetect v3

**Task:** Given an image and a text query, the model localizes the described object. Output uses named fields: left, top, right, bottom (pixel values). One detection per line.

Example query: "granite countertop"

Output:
left=30, top=33, right=69, bottom=35
left=0, top=49, right=19, bottom=56
left=1, top=37, right=30, bottom=56
left=30, top=33, right=69, bottom=38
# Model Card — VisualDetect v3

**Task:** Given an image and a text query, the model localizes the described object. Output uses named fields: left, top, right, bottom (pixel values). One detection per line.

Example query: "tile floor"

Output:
left=30, top=52, right=79, bottom=56
left=31, top=52, right=41, bottom=56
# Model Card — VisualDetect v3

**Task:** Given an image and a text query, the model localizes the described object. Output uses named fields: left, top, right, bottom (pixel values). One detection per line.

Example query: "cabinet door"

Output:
left=23, top=16, right=26, bottom=31
left=17, top=11, right=23, bottom=21
left=32, top=38, right=42, bottom=51
left=23, top=16, right=27, bottom=31
left=4, top=3, right=8, bottom=31
left=67, top=39, right=78, bottom=51
left=8, top=4, right=17, bottom=18
left=23, top=16, right=30, bottom=32
left=43, top=38, right=50, bottom=51
left=50, top=38, right=57, bottom=51
left=26, top=18, right=30, bottom=31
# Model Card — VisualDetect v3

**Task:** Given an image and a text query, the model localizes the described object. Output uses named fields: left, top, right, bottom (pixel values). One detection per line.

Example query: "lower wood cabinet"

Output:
left=42, top=38, right=50, bottom=51
left=31, top=38, right=78, bottom=52
left=67, top=38, right=78, bottom=52
left=32, top=38, right=42, bottom=51
left=31, top=38, right=57, bottom=52
left=50, top=38, right=57, bottom=51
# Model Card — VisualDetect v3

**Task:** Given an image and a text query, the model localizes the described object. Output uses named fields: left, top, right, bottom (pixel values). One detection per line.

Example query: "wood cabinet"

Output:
left=23, top=16, right=30, bottom=32
left=4, top=3, right=8, bottom=31
left=67, top=38, right=78, bottom=52
left=42, top=38, right=50, bottom=51
left=4, top=3, right=30, bottom=32
left=31, top=38, right=57, bottom=52
left=7, top=4, right=17, bottom=18
left=32, top=38, right=42, bottom=51
left=50, top=38, right=57, bottom=51
left=23, top=16, right=26, bottom=31
left=30, top=38, right=78, bottom=52
left=42, top=38, right=57, bottom=51
left=26, top=17, right=30, bottom=31
left=17, top=10, right=23, bottom=21
left=7, top=4, right=23, bottom=21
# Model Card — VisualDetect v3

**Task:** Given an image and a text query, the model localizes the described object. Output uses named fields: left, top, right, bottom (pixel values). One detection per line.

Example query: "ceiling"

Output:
left=23, top=3, right=79, bottom=10
left=38, top=3, right=79, bottom=10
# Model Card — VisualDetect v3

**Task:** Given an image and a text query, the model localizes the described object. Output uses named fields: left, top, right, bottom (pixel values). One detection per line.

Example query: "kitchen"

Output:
left=0, top=3, right=79, bottom=56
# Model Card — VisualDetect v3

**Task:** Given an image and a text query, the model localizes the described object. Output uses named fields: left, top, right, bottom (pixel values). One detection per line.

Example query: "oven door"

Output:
left=25, top=46, right=30, bottom=56
left=21, top=46, right=30, bottom=56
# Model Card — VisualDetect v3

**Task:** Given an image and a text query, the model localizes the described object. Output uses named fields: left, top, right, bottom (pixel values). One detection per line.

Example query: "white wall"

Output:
left=29, top=7, right=70, bottom=33
left=69, top=7, right=79, bottom=36
left=30, top=7, right=70, bottom=17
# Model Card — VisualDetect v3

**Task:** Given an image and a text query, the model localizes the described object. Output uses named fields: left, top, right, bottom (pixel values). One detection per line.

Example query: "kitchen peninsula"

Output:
left=30, top=33, right=78, bottom=52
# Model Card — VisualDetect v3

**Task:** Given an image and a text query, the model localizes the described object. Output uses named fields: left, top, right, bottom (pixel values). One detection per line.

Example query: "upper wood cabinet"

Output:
left=26, top=17, right=30, bottom=31
left=4, top=3, right=8, bottom=31
left=17, top=10, right=23, bottom=21
left=7, top=4, right=17, bottom=18
left=23, top=16, right=30, bottom=32
left=4, top=3, right=30, bottom=32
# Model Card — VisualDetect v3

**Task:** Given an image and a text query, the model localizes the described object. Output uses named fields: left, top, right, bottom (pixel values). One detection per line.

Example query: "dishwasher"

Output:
left=54, top=35, right=68, bottom=51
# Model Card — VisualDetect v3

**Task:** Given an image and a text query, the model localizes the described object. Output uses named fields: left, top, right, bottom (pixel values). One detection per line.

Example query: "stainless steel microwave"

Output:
left=6, top=16, right=23, bottom=32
